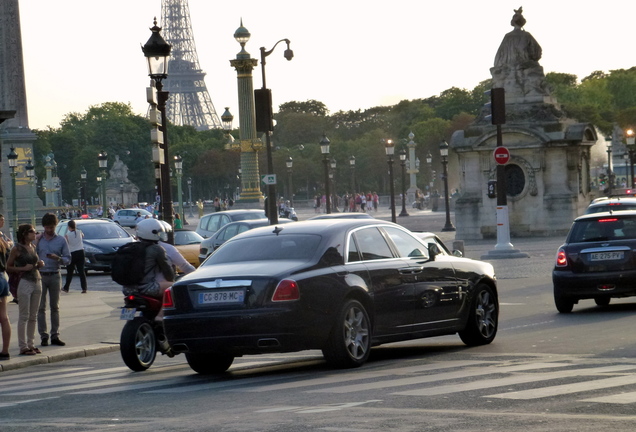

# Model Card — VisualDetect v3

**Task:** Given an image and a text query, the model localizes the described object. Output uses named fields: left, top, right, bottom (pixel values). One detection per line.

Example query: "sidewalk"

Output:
left=0, top=205, right=563, bottom=372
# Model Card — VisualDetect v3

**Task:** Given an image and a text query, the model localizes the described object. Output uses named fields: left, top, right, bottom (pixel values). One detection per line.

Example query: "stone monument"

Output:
left=106, top=155, right=139, bottom=206
left=0, top=0, right=43, bottom=233
left=450, top=7, right=599, bottom=239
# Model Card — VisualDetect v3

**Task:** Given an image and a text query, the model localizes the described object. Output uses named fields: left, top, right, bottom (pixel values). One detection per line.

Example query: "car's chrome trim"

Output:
left=191, top=279, right=253, bottom=289
left=580, top=246, right=631, bottom=253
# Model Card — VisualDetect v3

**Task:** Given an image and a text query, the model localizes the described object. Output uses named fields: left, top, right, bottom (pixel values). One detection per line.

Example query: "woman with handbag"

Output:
left=7, top=224, right=45, bottom=356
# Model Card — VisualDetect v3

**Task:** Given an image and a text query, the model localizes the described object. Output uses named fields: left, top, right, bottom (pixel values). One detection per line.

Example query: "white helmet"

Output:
left=136, top=218, right=168, bottom=242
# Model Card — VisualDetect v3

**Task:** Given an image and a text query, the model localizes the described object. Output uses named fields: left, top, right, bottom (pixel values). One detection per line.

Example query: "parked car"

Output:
left=174, top=229, right=205, bottom=269
left=113, top=208, right=153, bottom=227
left=164, top=219, right=498, bottom=374
left=198, top=219, right=294, bottom=264
left=308, top=213, right=374, bottom=220
left=55, top=219, right=136, bottom=272
left=584, top=196, right=636, bottom=214
left=553, top=210, right=636, bottom=313
left=195, top=209, right=267, bottom=238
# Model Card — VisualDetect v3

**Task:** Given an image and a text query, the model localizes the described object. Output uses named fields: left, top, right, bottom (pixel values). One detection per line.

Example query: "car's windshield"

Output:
left=569, top=216, right=636, bottom=242
left=203, top=234, right=321, bottom=265
left=80, top=223, right=131, bottom=240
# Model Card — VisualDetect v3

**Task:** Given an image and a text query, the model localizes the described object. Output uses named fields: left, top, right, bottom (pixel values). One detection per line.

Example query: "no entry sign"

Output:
left=493, top=146, right=510, bottom=165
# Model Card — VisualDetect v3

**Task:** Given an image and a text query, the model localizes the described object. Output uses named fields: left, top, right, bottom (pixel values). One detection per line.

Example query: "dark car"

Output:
left=198, top=218, right=294, bottom=264
left=553, top=210, right=636, bottom=313
left=164, top=219, right=498, bottom=374
left=55, top=219, right=136, bottom=272
left=195, top=209, right=266, bottom=238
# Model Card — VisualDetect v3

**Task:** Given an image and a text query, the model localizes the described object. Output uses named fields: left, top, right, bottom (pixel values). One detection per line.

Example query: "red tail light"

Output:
left=163, top=287, right=174, bottom=308
left=272, top=279, right=300, bottom=302
left=556, top=249, right=568, bottom=267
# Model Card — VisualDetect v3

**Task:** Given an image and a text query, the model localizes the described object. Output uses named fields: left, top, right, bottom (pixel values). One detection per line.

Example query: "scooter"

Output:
left=119, top=294, right=176, bottom=371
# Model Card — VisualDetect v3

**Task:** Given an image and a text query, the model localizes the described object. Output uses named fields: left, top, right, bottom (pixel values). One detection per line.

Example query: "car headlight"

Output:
left=83, top=244, right=102, bottom=254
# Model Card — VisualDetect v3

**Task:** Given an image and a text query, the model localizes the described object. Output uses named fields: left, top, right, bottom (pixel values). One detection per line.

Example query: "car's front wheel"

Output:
left=459, top=284, right=498, bottom=346
left=322, top=299, right=371, bottom=368
left=185, top=352, right=234, bottom=375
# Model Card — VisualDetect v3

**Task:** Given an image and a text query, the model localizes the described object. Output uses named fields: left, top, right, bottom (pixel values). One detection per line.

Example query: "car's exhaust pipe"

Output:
left=257, top=338, right=281, bottom=348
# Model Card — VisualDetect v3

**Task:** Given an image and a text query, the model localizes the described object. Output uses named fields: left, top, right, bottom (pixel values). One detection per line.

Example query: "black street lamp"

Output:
left=80, top=167, right=87, bottom=215
left=349, top=156, right=356, bottom=193
left=25, top=158, right=35, bottom=226
left=7, top=147, right=18, bottom=232
left=320, top=134, right=331, bottom=214
left=439, top=141, right=456, bottom=232
left=399, top=149, right=409, bottom=217
left=174, top=154, right=185, bottom=224
left=286, top=156, right=293, bottom=208
left=259, top=39, right=293, bottom=225
left=606, top=142, right=613, bottom=195
left=385, top=139, right=396, bottom=223
left=330, top=157, right=338, bottom=212
left=97, top=151, right=108, bottom=211
left=142, top=18, right=174, bottom=242
left=187, top=177, right=194, bottom=218
left=626, top=129, right=635, bottom=188
left=120, top=181, right=124, bottom=207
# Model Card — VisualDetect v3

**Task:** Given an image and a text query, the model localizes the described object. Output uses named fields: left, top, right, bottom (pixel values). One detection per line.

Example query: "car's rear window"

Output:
left=569, top=216, right=636, bottom=242
left=233, top=213, right=266, bottom=221
left=80, top=223, right=131, bottom=240
left=585, top=204, right=636, bottom=214
left=203, top=234, right=321, bottom=265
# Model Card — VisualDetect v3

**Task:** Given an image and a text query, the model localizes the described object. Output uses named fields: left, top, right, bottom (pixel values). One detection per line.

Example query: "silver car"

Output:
left=113, top=208, right=153, bottom=227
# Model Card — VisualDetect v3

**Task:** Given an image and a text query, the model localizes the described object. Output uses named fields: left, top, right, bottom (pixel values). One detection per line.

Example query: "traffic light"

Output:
left=254, top=88, right=273, bottom=133
left=485, top=88, right=506, bottom=125
left=599, top=173, right=607, bottom=185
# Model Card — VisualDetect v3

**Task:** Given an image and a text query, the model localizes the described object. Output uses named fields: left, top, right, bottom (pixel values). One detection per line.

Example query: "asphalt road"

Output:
left=5, top=207, right=636, bottom=431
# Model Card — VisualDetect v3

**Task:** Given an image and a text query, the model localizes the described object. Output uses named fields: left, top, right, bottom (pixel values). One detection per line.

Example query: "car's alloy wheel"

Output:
left=322, top=299, right=371, bottom=368
left=459, top=284, right=498, bottom=346
left=120, top=319, right=156, bottom=371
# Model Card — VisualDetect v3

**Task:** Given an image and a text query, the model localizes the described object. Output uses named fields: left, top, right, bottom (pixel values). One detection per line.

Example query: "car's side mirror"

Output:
left=452, top=250, right=463, bottom=257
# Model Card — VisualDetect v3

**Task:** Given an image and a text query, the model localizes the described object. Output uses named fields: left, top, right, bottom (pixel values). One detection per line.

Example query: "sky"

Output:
left=17, top=0, right=636, bottom=131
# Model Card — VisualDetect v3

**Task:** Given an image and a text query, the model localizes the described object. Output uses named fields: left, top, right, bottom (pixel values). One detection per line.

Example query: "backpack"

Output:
left=111, top=241, right=151, bottom=286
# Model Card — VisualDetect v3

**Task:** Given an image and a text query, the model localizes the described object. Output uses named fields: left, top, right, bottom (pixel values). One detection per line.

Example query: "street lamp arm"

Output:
left=260, top=39, right=293, bottom=88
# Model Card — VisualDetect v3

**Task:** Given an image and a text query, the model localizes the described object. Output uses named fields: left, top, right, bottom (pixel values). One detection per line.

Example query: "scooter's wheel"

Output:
left=120, top=318, right=157, bottom=371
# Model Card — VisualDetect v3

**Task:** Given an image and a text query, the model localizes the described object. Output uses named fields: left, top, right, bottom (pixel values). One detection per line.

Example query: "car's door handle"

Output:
left=399, top=267, right=423, bottom=274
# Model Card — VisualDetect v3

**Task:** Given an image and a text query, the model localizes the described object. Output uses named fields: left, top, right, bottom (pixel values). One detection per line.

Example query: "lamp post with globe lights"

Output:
left=399, top=149, right=409, bottom=217
left=385, top=139, right=396, bottom=223
left=626, top=129, right=635, bottom=188
left=286, top=156, right=293, bottom=207
left=349, top=156, right=356, bottom=194
left=80, top=167, right=87, bottom=215
left=25, top=158, right=36, bottom=226
left=174, top=154, right=184, bottom=224
left=98, top=151, right=108, bottom=211
left=187, top=177, right=194, bottom=218
left=320, top=134, right=331, bottom=214
left=7, top=147, right=18, bottom=232
left=439, top=141, right=456, bottom=232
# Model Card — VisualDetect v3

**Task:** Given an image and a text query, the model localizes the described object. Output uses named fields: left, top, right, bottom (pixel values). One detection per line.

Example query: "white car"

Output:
left=113, top=208, right=153, bottom=227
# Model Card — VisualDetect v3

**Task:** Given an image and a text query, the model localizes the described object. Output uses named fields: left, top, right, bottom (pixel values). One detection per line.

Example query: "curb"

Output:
left=0, top=343, right=120, bottom=373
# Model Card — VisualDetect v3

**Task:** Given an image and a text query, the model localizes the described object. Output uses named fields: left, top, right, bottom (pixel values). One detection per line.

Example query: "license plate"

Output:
left=120, top=308, right=137, bottom=320
left=198, top=289, right=245, bottom=305
left=590, top=251, right=624, bottom=261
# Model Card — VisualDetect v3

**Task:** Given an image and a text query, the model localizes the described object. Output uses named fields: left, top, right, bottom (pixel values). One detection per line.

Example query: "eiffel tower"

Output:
left=161, top=0, right=222, bottom=130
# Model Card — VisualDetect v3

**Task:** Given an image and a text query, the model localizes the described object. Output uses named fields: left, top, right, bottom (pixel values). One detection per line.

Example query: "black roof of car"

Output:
left=227, top=218, right=395, bottom=239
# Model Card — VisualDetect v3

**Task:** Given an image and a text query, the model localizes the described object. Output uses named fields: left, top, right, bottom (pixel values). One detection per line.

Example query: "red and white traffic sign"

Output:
left=493, top=146, right=510, bottom=165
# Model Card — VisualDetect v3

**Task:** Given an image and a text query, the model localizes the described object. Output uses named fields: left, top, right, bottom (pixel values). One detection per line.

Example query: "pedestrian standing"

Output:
left=35, top=213, right=71, bottom=347
left=174, top=213, right=183, bottom=229
left=62, top=220, right=87, bottom=294
left=7, top=224, right=45, bottom=356
left=0, top=214, right=12, bottom=359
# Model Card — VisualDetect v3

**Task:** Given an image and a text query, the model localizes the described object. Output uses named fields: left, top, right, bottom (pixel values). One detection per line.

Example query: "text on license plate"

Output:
left=199, top=289, right=245, bottom=305
left=590, top=251, right=624, bottom=261
left=120, top=308, right=137, bottom=320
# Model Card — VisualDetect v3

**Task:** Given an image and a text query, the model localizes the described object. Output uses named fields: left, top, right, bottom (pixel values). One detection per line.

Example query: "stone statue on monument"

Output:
left=491, top=7, right=550, bottom=100
left=110, top=155, right=129, bottom=182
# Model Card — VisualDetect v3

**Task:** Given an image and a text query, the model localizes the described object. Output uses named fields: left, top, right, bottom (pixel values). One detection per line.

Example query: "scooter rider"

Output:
left=122, top=218, right=174, bottom=302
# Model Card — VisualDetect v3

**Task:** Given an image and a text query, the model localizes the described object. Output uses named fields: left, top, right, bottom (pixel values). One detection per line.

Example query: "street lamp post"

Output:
left=626, top=129, right=635, bottom=188
left=399, top=149, right=409, bottom=217
left=80, top=167, right=87, bottom=215
left=320, top=134, right=331, bottom=214
left=330, top=157, right=338, bottom=212
left=7, top=147, right=18, bottom=233
left=98, top=151, right=108, bottom=212
left=142, top=18, right=174, bottom=243
left=385, top=139, right=396, bottom=223
left=286, top=156, right=293, bottom=208
left=120, top=182, right=124, bottom=207
left=607, top=142, right=613, bottom=195
left=439, top=141, right=456, bottom=232
left=349, top=156, right=356, bottom=194
left=25, top=158, right=35, bottom=226
left=174, top=154, right=185, bottom=225
left=187, top=177, right=194, bottom=218
left=258, top=38, right=293, bottom=225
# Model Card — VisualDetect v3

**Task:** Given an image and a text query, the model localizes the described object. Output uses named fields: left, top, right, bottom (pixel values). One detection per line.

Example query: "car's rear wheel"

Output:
left=185, top=352, right=234, bottom=375
left=594, top=296, right=611, bottom=307
left=322, top=299, right=371, bottom=368
left=459, top=284, right=498, bottom=346
left=554, top=292, right=575, bottom=313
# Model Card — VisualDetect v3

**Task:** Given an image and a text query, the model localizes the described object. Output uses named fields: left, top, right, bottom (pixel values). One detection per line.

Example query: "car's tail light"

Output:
left=199, top=247, right=208, bottom=255
left=272, top=279, right=300, bottom=302
left=556, top=248, right=568, bottom=267
left=163, top=287, right=174, bottom=308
